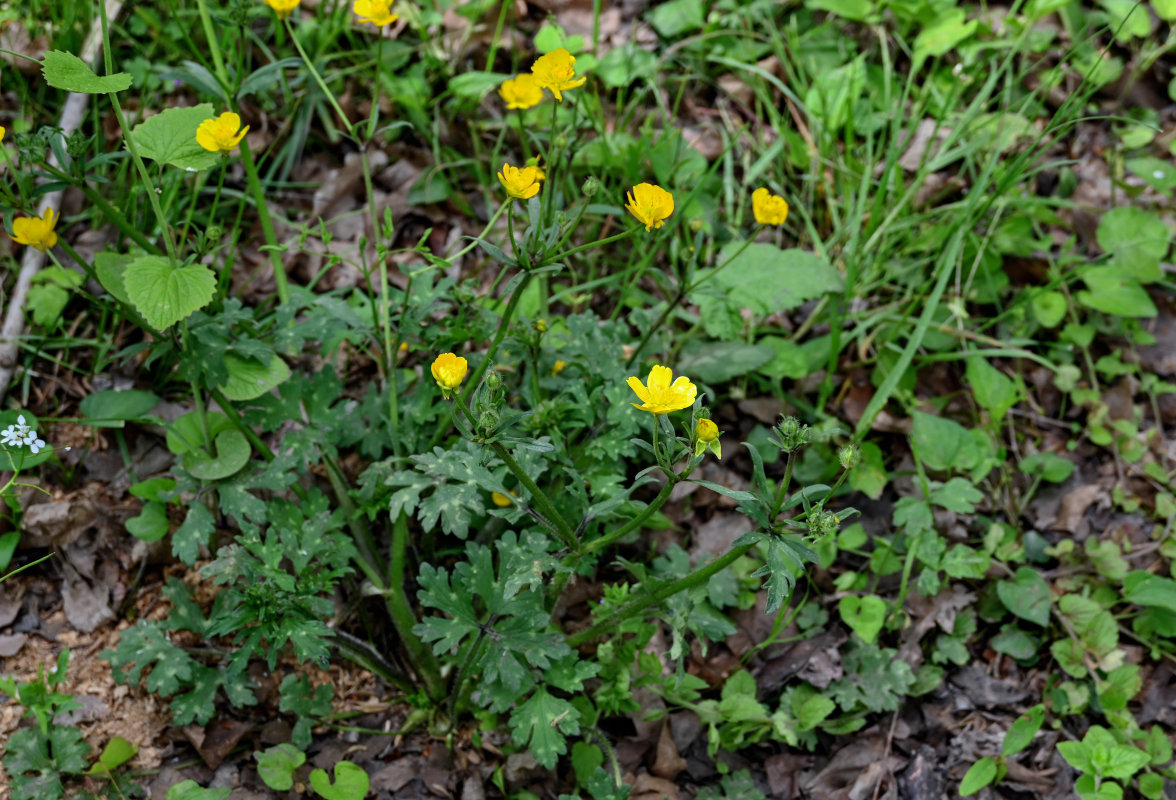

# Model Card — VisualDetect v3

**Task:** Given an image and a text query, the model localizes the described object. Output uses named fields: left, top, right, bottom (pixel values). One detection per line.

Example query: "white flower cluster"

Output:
left=1, top=415, right=46, bottom=455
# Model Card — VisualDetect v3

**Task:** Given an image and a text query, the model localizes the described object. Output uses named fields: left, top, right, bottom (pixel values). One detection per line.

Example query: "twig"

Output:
left=0, top=0, right=124, bottom=402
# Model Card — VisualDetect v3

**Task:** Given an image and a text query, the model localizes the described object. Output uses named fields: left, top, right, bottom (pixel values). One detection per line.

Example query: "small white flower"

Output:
left=0, top=426, right=19, bottom=446
left=27, top=437, right=46, bottom=455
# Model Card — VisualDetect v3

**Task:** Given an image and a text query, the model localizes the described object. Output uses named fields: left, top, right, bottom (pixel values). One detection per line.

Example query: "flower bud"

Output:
left=479, top=409, right=499, bottom=435
left=696, top=418, right=719, bottom=443
left=533, top=318, right=548, bottom=333
left=838, top=444, right=861, bottom=470
left=774, top=416, right=811, bottom=452
left=485, top=372, right=502, bottom=390
left=582, top=176, right=599, bottom=197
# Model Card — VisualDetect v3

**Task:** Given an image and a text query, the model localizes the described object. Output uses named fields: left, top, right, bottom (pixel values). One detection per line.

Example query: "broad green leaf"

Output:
left=1002, top=705, right=1044, bottom=756
left=910, top=411, right=987, bottom=472
left=1155, top=0, right=1176, bottom=20
left=647, top=0, right=705, bottom=37
left=959, top=757, right=998, bottom=796
left=308, top=761, right=369, bottom=800
left=1097, top=664, right=1141, bottom=712
left=996, top=567, right=1051, bottom=627
left=914, top=9, right=978, bottom=62
left=1098, top=745, right=1150, bottom=780
left=448, top=71, right=510, bottom=99
left=941, top=545, right=989, bottom=579
left=1078, top=268, right=1157, bottom=318
left=1122, top=571, right=1176, bottom=614
left=711, top=244, right=842, bottom=315
left=42, top=50, right=132, bottom=93
left=131, top=104, right=219, bottom=170
left=125, top=501, right=170, bottom=542
left=80, top=389, right=160, bottom=421
left=1031, top=290, right=1067, bottom=327
left=1099, top=0, right=1152, bottom=40
left=677, top=342, right=773, bottom=384
left=808, top=0, right=875, bottom=20
left=1125, top=156, right=1176, bottom=194
left=570, top=741, right=604, bottom=788
left=1019, top=452, right=1074, bottom=483
left=165, top=780, right=231, bottom=800
left=966, top=357, right=1019, bottom=421
left=793, top=692, right=835, bottom=730
left=219, top=354, right=292, bottom=401
left=1096, top=207, right=1168, bottom=281
left=990, top=624, right=1038, bottom=661
left=166, top=411, right=233, bottom=455
left=94, top=251, right=136, bottom=306
left=758, top=336, right=811, bottom=379
left=123, top=256, right=217, bottom=331
left=1139, top=772, right=1165, bottom=800
left=930, top=477, right=983, bottom=513
left=88, top=736, right=138, bottom=775
left=838, top=595, right=886, bottom=644
left=255, top=744, right=306, bottom=792
left=184, top=429, right=250, bottom=481
left=595, top=44, right=657, bottom=88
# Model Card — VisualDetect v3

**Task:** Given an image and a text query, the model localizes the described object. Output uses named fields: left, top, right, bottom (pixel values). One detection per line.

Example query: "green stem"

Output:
left=428, top=272, right=533, bottom=450
left=543, top=228, right=635, bottom=266
left=626, top=288, right=684, bottom=369
left=566, top=543, right=755, bottom=647
left=454, top=397, right=580, bottom=552
left=193, top=0, right=231, bottom=92
left=389, top=512, right=446, bottom=699
left=237, top=137, right=290, bottom=305
left=581, top=479, right=676, bottom=556
left=284, top=17, right=354, bottom=136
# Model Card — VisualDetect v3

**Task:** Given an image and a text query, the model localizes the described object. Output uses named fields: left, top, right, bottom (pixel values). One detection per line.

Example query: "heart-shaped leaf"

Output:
left=123, top=256, right=217, bottom=331
left=838, top=595, right=887, bottom=644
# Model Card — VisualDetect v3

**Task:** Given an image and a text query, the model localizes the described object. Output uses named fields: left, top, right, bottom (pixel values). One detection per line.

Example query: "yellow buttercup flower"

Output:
left=491, top=491, right=513, bottom=507
left=196, top=112, right=248, bottom=154
left=552, top=360, right=567, bottom=376
left=353, top=0, right=398, bottom=26
left=498, top=162, right=544, bottom=200
left=0, top=126, right=6, bottom=142
left=530, top=48, right=587, bottom=102
left=499, top=74, right=543, bottom=110
left=626, top=183, right=674, bottom=231
left=752, top=187, right=789, bottom=226
left=11, top=208, right=59, bottom=252
left=695, top=418, right=722, bottom=459
left=627, top=365, right=697, bottom=415
left=264, top=0, right=300, bottom=16
left=431, top=352, right=468, bottom=397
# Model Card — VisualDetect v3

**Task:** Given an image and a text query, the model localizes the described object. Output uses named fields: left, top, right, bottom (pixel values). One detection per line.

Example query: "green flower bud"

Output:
left=838, top=444, right=861, bottom=470
left=582, top=176, right=600, bottom=197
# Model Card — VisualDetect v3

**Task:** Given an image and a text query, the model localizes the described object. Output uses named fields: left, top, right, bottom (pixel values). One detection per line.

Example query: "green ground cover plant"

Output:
left=1, top=0, right=1176, bottom=797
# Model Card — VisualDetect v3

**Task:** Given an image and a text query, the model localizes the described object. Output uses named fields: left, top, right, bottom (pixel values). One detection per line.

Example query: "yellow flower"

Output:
left=11, top=208, right=59, bottom=252
left=196, top=112, right=248, bottom=154
left=0, top=126, right=5, bottom=142
left=552, top=360, right=567, bottom=376
left=491, top=491, right=513, bottom=507
left=626, top=183, right=674, bottom=231
left=264, top=0, right=300, bottom=16
left=353, top=0, right=398, bottom=26
left=695, top=418, right=722, bottom=459
left=431, top=352, right=468, bottom=397
left=627, top=365, right=697, bottom=415
left=530, top=48, right=587, bottom=102
left=752, top=187, right=789, bottom=226
left=498, top=162, right=544, bottom=200
left=499, top=74, right=543, bottom=110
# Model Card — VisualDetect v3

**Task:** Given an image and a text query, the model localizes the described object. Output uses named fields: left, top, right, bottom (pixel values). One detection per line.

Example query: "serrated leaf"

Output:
left=94, top=251, right=136, bottom=306
left=172, top=502, right=215, bottom=566
left=309, top=761, right=369, bottom=800
left=132, top=104, right=219, bottom=170
left=710, top=244, right=842, bottom=314
left=124, top=256, right=217, bottom=331
left=509, top=688, right=580, bottom=769
left=839, top=595, right=887, bottom=644
left=42, top=50, right=132, bottom=93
